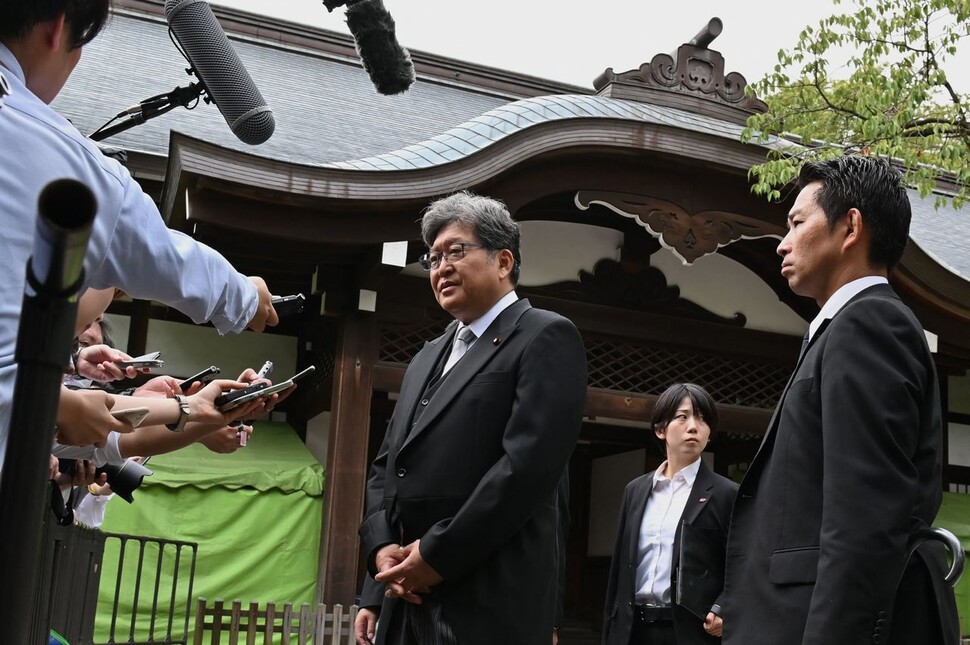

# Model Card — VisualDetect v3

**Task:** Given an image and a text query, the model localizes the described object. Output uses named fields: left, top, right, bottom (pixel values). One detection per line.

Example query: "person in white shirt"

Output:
left=603, top=383, right=738, bottom=645
left=0, top=1, right=279, bottom=463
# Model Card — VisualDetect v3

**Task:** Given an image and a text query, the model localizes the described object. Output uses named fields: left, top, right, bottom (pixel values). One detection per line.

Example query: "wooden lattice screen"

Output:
left=379, top=321, right=788, bottom=410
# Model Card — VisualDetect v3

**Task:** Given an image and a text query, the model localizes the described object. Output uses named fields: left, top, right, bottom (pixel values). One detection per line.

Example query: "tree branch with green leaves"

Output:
left=742, top=0, right=970, bottom=207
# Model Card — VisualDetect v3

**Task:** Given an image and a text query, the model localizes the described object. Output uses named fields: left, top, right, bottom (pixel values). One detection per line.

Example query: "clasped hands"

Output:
left=373, top=540, right=442, bottom=604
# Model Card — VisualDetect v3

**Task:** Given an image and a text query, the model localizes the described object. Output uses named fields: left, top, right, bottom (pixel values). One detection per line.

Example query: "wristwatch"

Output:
left=166, top=394, right=190, bottom=432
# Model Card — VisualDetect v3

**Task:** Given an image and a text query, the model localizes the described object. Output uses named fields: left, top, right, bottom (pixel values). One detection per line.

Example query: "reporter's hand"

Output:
left=237, top=367, right=270, bottom=386
left=133, top=375, right=182, bottom=398
left=49, top=455, right=59, bottom=480
left=198, top=424, right=251, bottom=453
left=56, top=387, right=133, bottom=446
left=235, top=368, right=291, bottom=416
left=88, top=481, right=113, bottom=496
left=355, top=607, right=379, bottom=645
left=76, top=344, right=141, bottom=381
left=247, top=277, right=279, bottom=332
left=187, top=379, right=266, bottom=427
left=54, top=459, right=107, bottom=490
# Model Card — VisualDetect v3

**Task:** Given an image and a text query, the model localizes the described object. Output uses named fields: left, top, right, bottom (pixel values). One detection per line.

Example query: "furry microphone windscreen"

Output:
left=345, top=0, right=415, bottom=95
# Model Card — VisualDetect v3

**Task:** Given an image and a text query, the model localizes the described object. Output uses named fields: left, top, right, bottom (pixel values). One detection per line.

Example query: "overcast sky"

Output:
left=210, top=0, right=840, bottom=89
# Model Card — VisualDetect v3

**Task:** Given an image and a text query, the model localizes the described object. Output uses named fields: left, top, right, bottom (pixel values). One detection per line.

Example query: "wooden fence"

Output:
left=192, top=599, right=359, bottom=645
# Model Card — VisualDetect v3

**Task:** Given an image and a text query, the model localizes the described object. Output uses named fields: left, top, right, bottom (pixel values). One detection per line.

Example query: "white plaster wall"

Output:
left=104, top=313, right=298, bottom=381
left=950, top=371, right=970, bottom=414
left=651, top=248, right=808, bottom=336
left=949, top=423, right=970, bottom=467
left=948, top=372, right=970, bottom=467
left=518, top=221, right=623, bottom=287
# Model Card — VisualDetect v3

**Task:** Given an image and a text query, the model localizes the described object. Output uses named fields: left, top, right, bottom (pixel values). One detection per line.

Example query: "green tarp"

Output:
left=935, top=492, right=970, bottom=635
left=93, top=422, right=325, bottom=641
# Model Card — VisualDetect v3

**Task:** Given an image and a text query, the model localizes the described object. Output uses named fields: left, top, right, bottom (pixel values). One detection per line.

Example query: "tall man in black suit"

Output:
left=721, top=157, right=958, bottom=644
left=355, top=191, right=587, bottom=645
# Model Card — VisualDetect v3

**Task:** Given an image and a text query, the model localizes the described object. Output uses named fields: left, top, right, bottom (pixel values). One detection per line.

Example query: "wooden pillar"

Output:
left=565, top=444, right=591, bottom=617
left=125, top=299, right=150, bottom=356
left=317, top=312, right=378, bottom=604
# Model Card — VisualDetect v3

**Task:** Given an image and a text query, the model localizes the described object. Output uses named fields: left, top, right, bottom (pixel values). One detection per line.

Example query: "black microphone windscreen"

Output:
left=164, top=0, right=275, bottom=145
left=345, top=0, right=415, bottom=95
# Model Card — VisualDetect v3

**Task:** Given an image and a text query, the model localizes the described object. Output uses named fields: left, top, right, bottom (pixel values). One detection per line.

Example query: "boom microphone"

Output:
left=324, top=0, right=415, bottom=95
left=164, top=0, right=275, bottom=145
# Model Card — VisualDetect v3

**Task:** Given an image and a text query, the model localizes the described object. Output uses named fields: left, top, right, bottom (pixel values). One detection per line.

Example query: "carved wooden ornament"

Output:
left=575, top=190, right=785, bottom=265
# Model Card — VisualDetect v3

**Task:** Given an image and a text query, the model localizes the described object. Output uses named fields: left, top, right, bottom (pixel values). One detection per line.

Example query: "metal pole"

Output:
left=0, top=178, right=97, bottom=640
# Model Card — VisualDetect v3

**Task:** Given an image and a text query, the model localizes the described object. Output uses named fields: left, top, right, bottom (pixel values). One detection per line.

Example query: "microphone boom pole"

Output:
left=0, top=179, right=97, bottom=641
left=90, top=81, right=206, bottom=142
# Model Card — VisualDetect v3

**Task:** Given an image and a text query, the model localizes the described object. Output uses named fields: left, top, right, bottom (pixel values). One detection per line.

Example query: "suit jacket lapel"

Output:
left=681, top=461, right=715, bottom=526
left=627, top=475, right=653, bottom=564
left=399, top=298, right=531, bottom=453
left=390, top=321, right=456, bottom=453
left=752, top=317, right=833, bottom=460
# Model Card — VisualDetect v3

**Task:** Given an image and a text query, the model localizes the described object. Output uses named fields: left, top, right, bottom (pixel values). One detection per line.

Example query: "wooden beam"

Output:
left=317, top=312, right=378, bottom=605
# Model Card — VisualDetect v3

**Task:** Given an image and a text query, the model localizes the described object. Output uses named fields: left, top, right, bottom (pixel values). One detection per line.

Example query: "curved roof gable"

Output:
left=323, top=93, right=755, bottom=171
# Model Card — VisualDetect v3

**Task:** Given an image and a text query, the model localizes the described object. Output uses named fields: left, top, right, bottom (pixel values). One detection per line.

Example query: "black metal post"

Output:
left=0, top=179, right=97, bottom=641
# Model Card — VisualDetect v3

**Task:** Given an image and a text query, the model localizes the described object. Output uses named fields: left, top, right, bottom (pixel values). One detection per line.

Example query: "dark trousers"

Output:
left=385, top=596, right=459, bottom=645
left=630, top=619, right=676, bottom=645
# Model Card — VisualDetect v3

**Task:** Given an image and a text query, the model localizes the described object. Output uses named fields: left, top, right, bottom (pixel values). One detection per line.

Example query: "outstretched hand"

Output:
left=75, top=344, right=141, bottom=381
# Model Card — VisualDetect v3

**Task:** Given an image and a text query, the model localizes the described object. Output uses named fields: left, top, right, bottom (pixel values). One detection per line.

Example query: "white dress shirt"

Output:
left=808, top=276, right=888, bottom=341
left=0, top=44, right=257, bottom=462
left=441, top=291, right=517, bottom=372
left=634, top=458, right=702, bottom=604
left=464, top=290, right=519, bottom=342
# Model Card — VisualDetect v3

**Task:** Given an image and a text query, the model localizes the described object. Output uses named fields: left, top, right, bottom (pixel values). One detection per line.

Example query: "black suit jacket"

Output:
left=359, top=298, right=587, bottom=645
left=722, top=284, right=957, bottom=645
left=603, top=460, right=738, bottom=645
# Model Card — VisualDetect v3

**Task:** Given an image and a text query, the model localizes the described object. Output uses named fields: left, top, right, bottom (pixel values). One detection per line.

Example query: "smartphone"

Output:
left=114, top=351, right=163, bottom=369
left=111, top=407, right=150, bottom=428
left=214, top=381, right=268, bottom=409
left=216, top=365, right=316, bottom=411
left=115, top=359, right=164, bottom=369
left=271, top=294, right=305, bottom=318
left=179, top=365, right=221, bottom=392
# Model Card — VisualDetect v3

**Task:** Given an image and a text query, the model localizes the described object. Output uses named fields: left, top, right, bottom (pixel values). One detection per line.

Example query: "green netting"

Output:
left=93, top=422, right=324, bottom=641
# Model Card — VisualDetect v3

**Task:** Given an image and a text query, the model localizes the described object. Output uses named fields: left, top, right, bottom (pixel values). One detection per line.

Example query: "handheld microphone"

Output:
left=325, top=0, right=415, bottom=95
left=163, top=0, right=275, bottom=145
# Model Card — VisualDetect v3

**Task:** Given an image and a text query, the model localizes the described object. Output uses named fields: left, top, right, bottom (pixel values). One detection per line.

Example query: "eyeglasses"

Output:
left=418, top=242, right=487, bottom=271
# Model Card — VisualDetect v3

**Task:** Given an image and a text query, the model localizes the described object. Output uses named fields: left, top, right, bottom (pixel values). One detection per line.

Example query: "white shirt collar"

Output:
left=808, top=276, right=888, bottom=341
left=462, top=290, right=518, bottom=340
left=652, top=457, right=702, bottom=487
left=0, top=43, right=25, bottom=84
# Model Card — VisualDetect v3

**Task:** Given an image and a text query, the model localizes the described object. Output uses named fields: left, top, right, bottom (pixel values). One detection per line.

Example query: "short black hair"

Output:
left=652, top=383, right=719, bottom=434
left=98, top=317, right=115, bottom=349
left=421, top=190, right=522, bottom=285
left=0, top=1, right=111, bottom=50
left=796, top=156, right=911, bottom=272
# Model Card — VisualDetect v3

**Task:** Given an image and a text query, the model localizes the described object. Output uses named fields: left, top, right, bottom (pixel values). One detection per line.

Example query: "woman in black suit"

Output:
left=602, top=383, right=738, bottom=645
